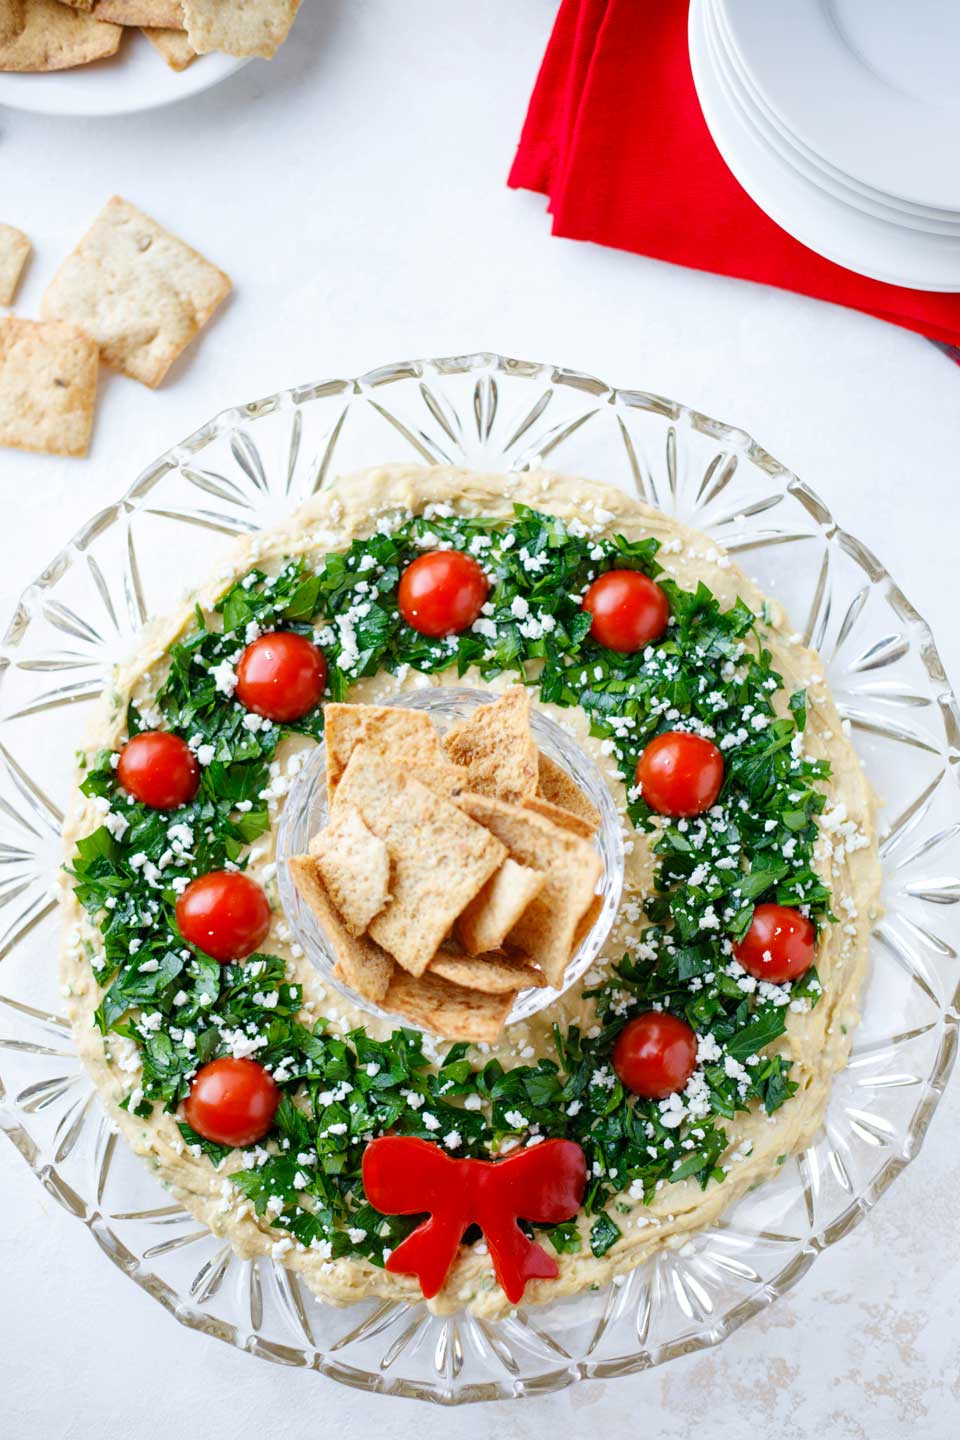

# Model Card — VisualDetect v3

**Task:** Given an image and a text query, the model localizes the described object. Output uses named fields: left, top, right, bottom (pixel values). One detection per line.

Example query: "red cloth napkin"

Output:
left=509, top=0, right=960, bottom=347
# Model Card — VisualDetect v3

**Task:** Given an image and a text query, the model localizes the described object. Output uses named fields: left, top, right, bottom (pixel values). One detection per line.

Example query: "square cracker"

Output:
left=334, top=745, right=506, bottom=976
left=0, top=224, right=29, bottom=306
left=323, top=702, right=463, bottom=801
left=456, top=856, right=545, bottom=956
left=183, top=0, right=300, bottom=58
left=385, top=967, right=514, bottom=1044
left=455, top=792, right=601, bottom=987
left=288, top=855, right=393, bottom=1004
left=537, top=752, right=602, bottom=834
left=0, top=317, right=98, bottom=458
left=143, top=24, right=195, bottom=69
left=429, top=944, right=545, bottom=995
left=443, top=686, right=538, bottom=803
left=40, top=195, right=231, bottom=388
left=309, top=803, right=390, bottom=937
left=0, top=1, right=121, bottom=70
left=92, top=1, right=184, bottom=24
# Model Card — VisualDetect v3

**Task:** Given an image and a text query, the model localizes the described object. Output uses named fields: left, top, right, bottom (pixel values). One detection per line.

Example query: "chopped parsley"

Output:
left=69, top=503, right=831, bottom=1265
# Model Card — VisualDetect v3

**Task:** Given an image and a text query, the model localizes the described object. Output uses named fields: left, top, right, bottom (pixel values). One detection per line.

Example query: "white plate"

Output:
left=0, top=32, right=247, bottom=118
left=689, top=0, right=960, bottom=289
left=720, top=0, right=960, bottom=212
left=710, top=0, right=960, bottom=234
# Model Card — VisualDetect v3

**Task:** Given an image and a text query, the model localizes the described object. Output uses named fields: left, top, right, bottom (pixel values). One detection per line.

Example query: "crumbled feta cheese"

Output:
left=210, top=659, right=237, bottom=696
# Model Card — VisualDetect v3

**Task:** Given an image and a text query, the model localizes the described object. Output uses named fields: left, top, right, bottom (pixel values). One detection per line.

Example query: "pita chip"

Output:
left=537, top=752, right=602, bottom=834
left=385, top=967, right=515, bottom=1044
left=334, top=746, right=506, bottom=976
left=323, top=702, right=463, bottom=801
left=41, top=196, right=231, bottom=388
left=456, top=792, right=601, bottom=987
left=310, top=803, right=390, bottom=937
left=92, top=0, right=183, bottom=23
left=0, top=224, right=30, bottom=306
left=0, top=1, right=25, bottom=44
left=288, top=855, right=393, bottom=1004
left=183, top=0, right=300, bottom=58
left=571, top=892, right=603, bottom=955
left=0, top=1, right=121, bottom=70
left=429, top=945, right=545, bottom=994
left=456, top=856, right=545, bottom=956
left=443, top=685, right=538, bottom=803
left=0, top=317, right=98, bottom=458
left=142, top=24, right=195, bottom=68
left=524, top=793, right=597, bottom=839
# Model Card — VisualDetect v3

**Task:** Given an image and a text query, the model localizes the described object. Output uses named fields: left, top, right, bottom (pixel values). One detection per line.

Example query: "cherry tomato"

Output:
left=613, top=1012, right=698, bottom=1099
left=235, top=632, right=326, bottom=723
left=635, top=731, right=724, bottom=817
left=397, top=550, right=489, bottom=638
left=582, top=569, right=670, bottom=653
left=183, top=1057, right=279, bottom=1147
left=116, top=731, right=200, bottom=811
left=176, top=870, right=271, bottom=962
left=734, top=903, right=816, bottom=983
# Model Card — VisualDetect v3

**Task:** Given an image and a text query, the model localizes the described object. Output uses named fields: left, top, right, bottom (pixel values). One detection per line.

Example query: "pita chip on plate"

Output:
left=142, top=23, right=195, bottom=69
left=0, top=0, right=25, bottom=44
left=183, top=0, right=300, bottom=58
left=288, top=855, right=394, bottom=1005
left=0, top=224, right=30, bottom=307
left=90, top=0, right=184, bottom=24
left=0, top=317, right=98, bottom=458
left=41, top=196, right=231, bottom=388
left=0, top=0, right=121, bottom=71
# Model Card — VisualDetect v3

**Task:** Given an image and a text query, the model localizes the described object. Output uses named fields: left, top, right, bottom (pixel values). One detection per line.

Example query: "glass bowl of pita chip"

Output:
left=276, top=685, right=626, bottom=1042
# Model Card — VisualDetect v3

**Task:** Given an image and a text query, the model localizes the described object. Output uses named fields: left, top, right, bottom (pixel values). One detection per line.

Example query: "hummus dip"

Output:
left=59, top=465, right=882, bottom=1320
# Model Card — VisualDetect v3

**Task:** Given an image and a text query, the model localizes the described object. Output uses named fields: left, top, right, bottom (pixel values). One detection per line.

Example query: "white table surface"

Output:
left=2, top=4, right=959, bottom=1437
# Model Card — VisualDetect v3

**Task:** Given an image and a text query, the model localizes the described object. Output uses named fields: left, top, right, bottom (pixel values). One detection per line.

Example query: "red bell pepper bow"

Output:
left=362, top=1135, right=587, bottom=1303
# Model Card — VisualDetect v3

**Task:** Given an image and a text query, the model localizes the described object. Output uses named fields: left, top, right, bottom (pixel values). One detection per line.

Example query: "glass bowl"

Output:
left=0, top=352, right=957, bottom=1403
left=275, top=686, right=625, bottom=1027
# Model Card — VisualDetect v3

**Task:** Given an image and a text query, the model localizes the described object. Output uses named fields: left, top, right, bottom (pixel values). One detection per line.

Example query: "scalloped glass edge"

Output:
left=0, top=351, right=957, bottom=1404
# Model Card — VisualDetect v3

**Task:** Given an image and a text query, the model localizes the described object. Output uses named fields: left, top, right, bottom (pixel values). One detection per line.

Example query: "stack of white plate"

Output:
left=689, top=0, right=960, bottom=290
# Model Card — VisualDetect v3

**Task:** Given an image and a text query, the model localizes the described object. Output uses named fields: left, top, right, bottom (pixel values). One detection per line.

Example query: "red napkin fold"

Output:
left=509, top=0, right=960, bottom=347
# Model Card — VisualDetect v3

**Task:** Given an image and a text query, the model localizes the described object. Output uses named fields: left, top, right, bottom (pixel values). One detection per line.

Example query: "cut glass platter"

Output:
left=1, top=352, right=957, bottom=1403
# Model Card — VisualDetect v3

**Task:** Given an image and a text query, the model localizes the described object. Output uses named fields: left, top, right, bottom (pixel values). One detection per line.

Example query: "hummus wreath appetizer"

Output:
left=60, top=465, right=881, bottom=1319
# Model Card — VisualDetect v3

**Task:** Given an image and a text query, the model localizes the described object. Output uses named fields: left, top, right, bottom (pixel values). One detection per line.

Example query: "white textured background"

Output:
left=2, top=3, right=959, bottom=1436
